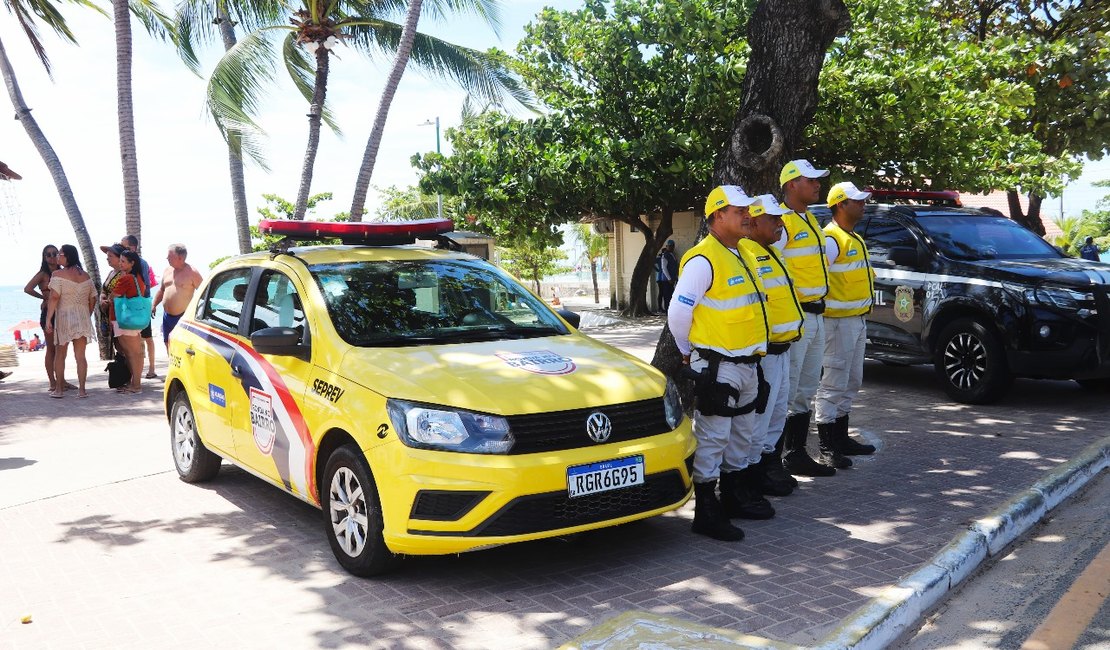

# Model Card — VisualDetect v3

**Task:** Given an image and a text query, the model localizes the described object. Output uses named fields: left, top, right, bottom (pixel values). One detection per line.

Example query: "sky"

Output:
left=0, top=0, right=1107, bottom=288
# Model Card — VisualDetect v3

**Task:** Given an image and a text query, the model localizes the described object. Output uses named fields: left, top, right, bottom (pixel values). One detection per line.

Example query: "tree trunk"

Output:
left=114, top=0, right=141, bottom=242
left=217, top=9, right=251, bottom=253
left=293, top=47, right=330, bottom=221
left=653, top=0, right=848, bottom=378
left=590, top=258, right=599, bottom=303
left=349, top=0, right=423, bottom=222
left=1007, top=190, right=1046, bottom=235
left=623, top=209, right=673, bottom=318
left=1, top=34, right=106, bottom=354
left=714, top=0, right=849, bottom=191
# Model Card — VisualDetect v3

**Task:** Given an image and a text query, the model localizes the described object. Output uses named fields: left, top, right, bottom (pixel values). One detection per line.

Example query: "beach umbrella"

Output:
left=7, top=319, right=40, bottom=332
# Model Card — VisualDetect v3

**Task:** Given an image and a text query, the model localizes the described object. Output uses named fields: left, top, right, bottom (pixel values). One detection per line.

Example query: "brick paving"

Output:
left=0, top=321, right=1106, bottom=649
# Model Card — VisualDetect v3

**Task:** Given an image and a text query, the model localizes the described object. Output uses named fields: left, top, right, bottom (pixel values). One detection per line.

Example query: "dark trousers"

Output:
left=657, top=280, right=675, bottom=312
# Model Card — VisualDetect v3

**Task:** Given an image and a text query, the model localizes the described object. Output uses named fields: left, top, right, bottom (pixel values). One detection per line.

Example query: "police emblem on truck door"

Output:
left=894, top=285, right=915, bottom=323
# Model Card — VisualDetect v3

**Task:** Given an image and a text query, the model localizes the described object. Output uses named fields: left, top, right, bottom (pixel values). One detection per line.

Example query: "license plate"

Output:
left=566, top=455, right=644, bottom=498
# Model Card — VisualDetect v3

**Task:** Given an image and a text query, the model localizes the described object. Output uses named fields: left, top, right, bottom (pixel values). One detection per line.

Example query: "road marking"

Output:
left=1020, top=538, right=1110, bottom=650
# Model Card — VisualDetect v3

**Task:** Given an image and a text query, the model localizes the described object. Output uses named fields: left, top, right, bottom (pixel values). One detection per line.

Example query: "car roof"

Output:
left=221, top=245, right=480, bottom=269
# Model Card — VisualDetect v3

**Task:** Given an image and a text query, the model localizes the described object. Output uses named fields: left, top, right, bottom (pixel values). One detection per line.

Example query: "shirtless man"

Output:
left=151, top=244, right=204, bottom=347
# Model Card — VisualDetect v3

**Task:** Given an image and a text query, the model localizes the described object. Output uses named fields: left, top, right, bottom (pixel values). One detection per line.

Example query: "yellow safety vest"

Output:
left=824, top=222, right=875, bottom=318
left=779, top=206, right=830, bottom=303
left=741, top=240, right=804, bottom=344
left=680, top=235, right=769, bottom=357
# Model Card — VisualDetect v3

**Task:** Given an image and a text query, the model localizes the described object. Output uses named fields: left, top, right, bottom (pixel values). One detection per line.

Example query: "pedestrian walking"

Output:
left=45, top=244, right=96, bottom=398
left=655, top=240, right=679, bottom=312
left=815, top=182, right=878, bottom=468
left=668, top=185, right=773, bottom=542
left=742, top=195, right=805, bottom=496
left=24, top=244, right=68, bottom=391
left=775, top=159, right=837, bottom=478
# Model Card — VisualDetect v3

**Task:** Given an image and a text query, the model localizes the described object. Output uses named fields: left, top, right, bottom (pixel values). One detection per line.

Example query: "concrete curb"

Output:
left=563, top=435, right=1110, bottom=650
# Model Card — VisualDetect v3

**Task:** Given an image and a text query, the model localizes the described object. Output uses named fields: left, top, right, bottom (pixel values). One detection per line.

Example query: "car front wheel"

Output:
left=933, top=318, right=1012, bottom=404
left=322, top=445, right=397, bottom=577
left=170, top=392, right=222, bottom=482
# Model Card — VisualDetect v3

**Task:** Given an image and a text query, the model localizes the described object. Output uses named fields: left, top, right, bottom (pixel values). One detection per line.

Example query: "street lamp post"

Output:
left=420, top=117, right=443, bottom=220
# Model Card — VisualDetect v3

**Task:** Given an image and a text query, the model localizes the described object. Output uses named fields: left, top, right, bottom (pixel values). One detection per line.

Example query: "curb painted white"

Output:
left=564, top=435, right=1110, bottom=650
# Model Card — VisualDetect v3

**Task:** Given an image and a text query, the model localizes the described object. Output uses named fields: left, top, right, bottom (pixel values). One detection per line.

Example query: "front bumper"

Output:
left=369, top=423, right=696, bottom=555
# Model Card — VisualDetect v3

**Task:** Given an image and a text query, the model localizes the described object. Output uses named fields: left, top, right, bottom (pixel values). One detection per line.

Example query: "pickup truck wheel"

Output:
left=322, top=445, right=398, bottom=577
left=171, top=392, right=222, bottom=482
left=933, top=318, right=1012, bottom=404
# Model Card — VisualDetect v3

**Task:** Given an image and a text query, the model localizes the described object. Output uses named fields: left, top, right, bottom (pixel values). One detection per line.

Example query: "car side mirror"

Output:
left=252, top=327, right=309, bottom=359
left=886, top=246, right=919, bottom=268
left=556, top=309, right=581, bottom=329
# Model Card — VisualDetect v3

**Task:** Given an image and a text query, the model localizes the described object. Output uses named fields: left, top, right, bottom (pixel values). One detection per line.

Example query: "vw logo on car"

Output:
left=586, top=412, right=612, bottom=443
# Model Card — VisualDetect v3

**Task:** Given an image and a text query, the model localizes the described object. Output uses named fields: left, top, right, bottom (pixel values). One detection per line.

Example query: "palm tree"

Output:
left=203, top=0, right=525, bottom=220
left=0, top=0, right=104, bottom=285
left=574, top=223, right=608, bottom=304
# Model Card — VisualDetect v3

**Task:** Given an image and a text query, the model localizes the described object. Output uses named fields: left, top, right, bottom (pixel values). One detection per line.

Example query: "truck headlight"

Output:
left=386, top=400, right=513, bottom=454
left=1002, top=283, right=1092, bottom=312
left=663, top=378, right=684, bottom=430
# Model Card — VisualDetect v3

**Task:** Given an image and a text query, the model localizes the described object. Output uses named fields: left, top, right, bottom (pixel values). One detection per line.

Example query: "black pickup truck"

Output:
left=810, top=203, right=1110, bottom=403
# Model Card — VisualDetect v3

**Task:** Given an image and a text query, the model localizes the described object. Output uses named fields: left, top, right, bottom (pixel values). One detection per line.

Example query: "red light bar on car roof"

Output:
left=259, top=218, right=454, bottom=245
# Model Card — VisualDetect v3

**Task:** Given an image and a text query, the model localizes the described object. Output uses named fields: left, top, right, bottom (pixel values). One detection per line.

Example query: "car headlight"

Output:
left=1004, top=282, right=1092, bottom=311
left=386, top=399, right=513, bottom=454
left=663, top=378, right=684, bottom=430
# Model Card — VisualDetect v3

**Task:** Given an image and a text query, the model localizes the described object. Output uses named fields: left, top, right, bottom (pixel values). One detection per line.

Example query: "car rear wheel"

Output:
left=933, top=318, right=1012, bottom=404
left=322, top=445, right=397, bottom=577
left=171, top=392, right=222, bottom=482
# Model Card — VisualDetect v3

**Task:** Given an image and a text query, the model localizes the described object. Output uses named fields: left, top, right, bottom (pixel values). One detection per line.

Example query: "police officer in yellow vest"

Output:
left=816, top=182, right=878, bottom=467
left=775, top=160, right=837, bottom=478
left=742, top=194, right=805, bottom=496
left=668, top=185, right=774, bottom=542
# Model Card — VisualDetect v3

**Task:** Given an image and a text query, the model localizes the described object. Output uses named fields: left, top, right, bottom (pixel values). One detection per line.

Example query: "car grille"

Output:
left=504, top=397, right=671, bottom=454
left=406, top=470, right=686, bottom=538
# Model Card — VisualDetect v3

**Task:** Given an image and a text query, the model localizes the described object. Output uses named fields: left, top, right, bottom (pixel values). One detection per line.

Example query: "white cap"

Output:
left=780, top=159, right=830, bottom=186
left=705, top=185, right=757, bottom=217
left=827, top=182, right=872, bottom=207
left=749, top=194, right=789, bottom=217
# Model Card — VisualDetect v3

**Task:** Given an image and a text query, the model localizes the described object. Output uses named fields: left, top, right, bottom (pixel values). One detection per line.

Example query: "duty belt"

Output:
left=682, top=348, right=770, bottom=417
left=767, top=342, right=791, bottom=355
left=801, top=299, right=826, bottom=315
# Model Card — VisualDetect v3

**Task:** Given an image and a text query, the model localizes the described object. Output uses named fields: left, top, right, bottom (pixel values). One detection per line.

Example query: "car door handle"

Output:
left=185, top=347, right=195, bottom=356
left=231, top=364, right=242, bottom=378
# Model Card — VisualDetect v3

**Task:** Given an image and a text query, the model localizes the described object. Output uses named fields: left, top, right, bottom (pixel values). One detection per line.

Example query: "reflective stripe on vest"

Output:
left=780, top=206, right=829, bottom=303
left=824, top=222, right=875, bottom=318
left=741, top=239, right=804, bottom=344
left=680, top=236, right=769, bottom=357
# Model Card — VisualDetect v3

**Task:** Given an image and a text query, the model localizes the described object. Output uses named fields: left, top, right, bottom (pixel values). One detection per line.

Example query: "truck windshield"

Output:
left=309, top=259, right=569, bottom=347
left=916, top=213, right=1061, bottom=261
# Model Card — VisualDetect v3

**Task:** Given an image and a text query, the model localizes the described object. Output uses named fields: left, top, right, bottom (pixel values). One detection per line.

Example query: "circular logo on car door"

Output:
left=586, top=412, right=612, bottom=443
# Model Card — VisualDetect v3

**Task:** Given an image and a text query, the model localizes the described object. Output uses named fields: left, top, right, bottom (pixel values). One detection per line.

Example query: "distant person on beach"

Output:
left=24, top=244, right=68, bottom=392
left=31, top=333, right=42, bottom=351
left=45, top=245, right=96, bottom=398
left=121, top=234, right=159, bottom=379
left=151, top=244, right=203, bottom=347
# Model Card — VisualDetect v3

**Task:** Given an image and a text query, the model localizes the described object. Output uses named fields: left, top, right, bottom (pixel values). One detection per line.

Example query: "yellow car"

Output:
left=164, top=219, right=694, bottom=576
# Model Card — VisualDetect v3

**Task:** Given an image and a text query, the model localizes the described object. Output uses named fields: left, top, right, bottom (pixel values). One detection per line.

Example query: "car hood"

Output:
left=963, top=258, right=1110, bottom=287
left=336, top=334, right=665, bottom=414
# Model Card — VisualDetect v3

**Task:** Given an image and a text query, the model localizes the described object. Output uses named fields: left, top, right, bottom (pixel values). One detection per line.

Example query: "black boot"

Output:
left=754, top=454, right=794, bottom=496
left=818, top=421, right=852, bottom=469
left=836, top=415, right=875, bottom=455
left=767, top=433, right=799, bottom=488
left=720, top=470, right=775, bottom=519
left=781, top=412, right=836, bottom=477
left=691, top=480, right=745, bottom=541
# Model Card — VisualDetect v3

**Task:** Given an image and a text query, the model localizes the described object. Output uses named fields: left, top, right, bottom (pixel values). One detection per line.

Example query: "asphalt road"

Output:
left=898, top=471, right=1110, bottom=650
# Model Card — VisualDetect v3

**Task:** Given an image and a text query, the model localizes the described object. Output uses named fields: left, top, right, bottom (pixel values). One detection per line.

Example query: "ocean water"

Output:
left=0, top=285, right=50, bottom=334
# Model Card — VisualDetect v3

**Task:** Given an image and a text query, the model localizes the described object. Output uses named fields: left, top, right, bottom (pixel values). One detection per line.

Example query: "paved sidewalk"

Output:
left=1, top=316, right=1107, bottom=649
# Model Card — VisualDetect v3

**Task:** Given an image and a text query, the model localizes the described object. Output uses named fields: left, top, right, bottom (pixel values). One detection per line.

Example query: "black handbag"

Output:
left=106, top=354, right=132, bottom=389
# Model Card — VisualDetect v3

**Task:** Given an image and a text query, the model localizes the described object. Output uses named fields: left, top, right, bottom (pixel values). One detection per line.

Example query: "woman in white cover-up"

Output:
left=46, top=244, right=96, bottom=398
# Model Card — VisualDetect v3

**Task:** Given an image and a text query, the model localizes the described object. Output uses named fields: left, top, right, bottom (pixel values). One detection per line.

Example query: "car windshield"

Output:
left=915, top=212, right=1061, bottom=261
left=310, top=259, right=569, bottom=347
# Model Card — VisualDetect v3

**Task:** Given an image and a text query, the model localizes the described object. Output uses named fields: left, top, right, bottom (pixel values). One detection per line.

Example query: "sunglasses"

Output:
left=45, top=252, right=58, bottom=257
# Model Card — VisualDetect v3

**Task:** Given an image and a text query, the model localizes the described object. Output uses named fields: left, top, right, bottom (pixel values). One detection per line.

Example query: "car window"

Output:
left=864, top=216, right=917, bottom=265
left=310, top=259, right=569, bottom=347
left=917, top=212, right=1061, bottom=261
left=197, top=268, right=253, bottom=332
left=248, top=270, right=307, bottom=337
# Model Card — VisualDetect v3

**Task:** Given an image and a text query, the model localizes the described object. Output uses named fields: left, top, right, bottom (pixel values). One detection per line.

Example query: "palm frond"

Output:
left=421, top=0, right=501, bottom=37
left=206, top=28, right=286, bottom=167
left=345, top=20, right=532, bottom=109
left=128, top=0, right=177, bottom=44
left=280, top=32, right=342, bottom=134
left=6, top=0, right=104, bottom=72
